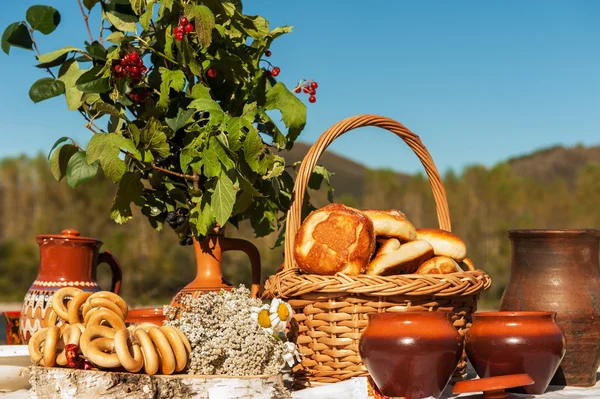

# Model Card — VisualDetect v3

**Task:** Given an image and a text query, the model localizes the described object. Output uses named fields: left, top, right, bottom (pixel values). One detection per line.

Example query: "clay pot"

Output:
left=465, top=311, right=566, bottom=394
left=170, top=231, right=262, bottom=306
left=500, top=229, right=600, bottom=387
left=125, top=308, right=165, bottom=326
left=359, top=311, right=463, bottom=399
left=19, top=229, right=122, bottom=343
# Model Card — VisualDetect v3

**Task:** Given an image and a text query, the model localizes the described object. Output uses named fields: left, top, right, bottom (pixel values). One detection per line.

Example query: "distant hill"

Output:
left=284, top=143, right=600, bottom=196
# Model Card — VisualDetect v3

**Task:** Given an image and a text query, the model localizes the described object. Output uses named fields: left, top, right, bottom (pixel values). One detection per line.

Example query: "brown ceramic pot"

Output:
left=19, top=229, right=122, bottom=343
left=465, top=311, right=566, bottom=394
left=125, top=308, right=165, bottom=326
left=359, top=311, right=463, bottom=399
left=170, top=231, right=262, bottom=306
left=500, top=229, right=600, bottom=387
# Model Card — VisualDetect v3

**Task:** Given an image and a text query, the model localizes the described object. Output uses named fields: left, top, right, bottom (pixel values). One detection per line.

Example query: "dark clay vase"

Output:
left=359, top=311, right=463, bottom=399
left=465, top=311, right=566, bottom=394
left=500, top=229, right=600, bottom=387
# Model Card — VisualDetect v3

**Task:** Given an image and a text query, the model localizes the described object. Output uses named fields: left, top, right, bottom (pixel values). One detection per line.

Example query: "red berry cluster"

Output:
left=174, top=16, right=194, bottom=41
left=113, top=51, right=147, bottom=82
left=294, top=80, right=318, bottom=103
left=128, top=89, right=150, bottom=103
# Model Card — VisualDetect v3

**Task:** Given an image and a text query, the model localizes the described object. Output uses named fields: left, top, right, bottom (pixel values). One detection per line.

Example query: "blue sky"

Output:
left=0, top=0, right=598, bottom=174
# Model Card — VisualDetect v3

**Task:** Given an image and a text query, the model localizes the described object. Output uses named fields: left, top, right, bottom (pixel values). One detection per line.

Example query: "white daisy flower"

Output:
left=269, top=298, right=293, bottom=334
left=282, top=341, right=302, bottom=367
left=250, top=304, right=273, bottom=334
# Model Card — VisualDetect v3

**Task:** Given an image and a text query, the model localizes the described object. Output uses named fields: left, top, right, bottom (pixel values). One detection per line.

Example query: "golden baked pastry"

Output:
left=377, top=238, right=401, bottom=255
left=459, top=257, right=476, bottom=271
left=294, top=203, right=376, bottom=275
left=366, top=240, right=434, bottom=276
left=362, top=209, right=416, bottom=242
left=415, top=228, right=467, bottom=262
left=416, top=256, right=462, bottom=275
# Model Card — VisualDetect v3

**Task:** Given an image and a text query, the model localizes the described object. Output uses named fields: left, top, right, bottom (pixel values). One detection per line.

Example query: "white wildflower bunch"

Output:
left=164, top=285, right=298, bottom=376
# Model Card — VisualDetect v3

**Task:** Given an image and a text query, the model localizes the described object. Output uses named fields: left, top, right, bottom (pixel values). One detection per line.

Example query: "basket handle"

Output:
left=283, top=114, right=451, bottom=270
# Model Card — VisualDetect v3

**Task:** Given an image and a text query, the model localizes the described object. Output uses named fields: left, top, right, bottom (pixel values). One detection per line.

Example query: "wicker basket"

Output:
left=263, top=114, right=491, bottom=388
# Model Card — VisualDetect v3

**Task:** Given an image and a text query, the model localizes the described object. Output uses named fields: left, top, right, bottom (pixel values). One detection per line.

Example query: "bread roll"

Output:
left=362, top=209, right=416, bottom=242
left=415, top=228, right=467, bottom=262
left=377, top=238, right=401, bottom=255
left=459, top=257, right=476, bottom=271
left=416, top=256, right=462, bottom=275
left=294, top=203, right=376, bottom=275
left=366, top=240, right=434, bottom=276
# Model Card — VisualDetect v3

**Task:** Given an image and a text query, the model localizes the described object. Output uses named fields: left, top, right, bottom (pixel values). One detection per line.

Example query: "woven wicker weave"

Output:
left=263, top=114, right=491, bottom=388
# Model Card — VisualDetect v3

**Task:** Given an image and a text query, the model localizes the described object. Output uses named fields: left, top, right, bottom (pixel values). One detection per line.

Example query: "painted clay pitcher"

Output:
left=359, top=311, right=463, bottom=399
left=500, top=229, right=600, bottom=387
left=170, top=231, right=261, bottom=305
left=19, top=229, right=122, bottom=343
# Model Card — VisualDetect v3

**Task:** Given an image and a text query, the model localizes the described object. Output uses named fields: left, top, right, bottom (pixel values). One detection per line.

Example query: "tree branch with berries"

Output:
left=2, top=0, right=331, bottom=246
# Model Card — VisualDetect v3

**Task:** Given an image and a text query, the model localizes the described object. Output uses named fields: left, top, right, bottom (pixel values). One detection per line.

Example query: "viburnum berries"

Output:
left=207, top=68, right=217, bottom=78
left=113, top=51, right=147, bottom=83
left=265, top=50, right=272, bottom=57
left=294, top=80, right=319, bottom=104
left=174, top=16, right=194, bottom=41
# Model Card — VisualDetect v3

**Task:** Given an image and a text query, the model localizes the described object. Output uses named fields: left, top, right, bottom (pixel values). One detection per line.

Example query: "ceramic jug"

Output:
left=19, top=229, right=122, bottom=342
left=500, top=229, right=600, bottom=387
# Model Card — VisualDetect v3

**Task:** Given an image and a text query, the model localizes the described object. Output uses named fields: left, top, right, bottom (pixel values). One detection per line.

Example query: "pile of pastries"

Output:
left=293, top=203, right=476, bottom=276
left=28, top=288, right=191, bottom=375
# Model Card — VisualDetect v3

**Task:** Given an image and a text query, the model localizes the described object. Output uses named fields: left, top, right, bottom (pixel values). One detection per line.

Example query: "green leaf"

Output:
left=83, top=0, right=100, bottom=11
left=58, top=60, right=85, bottom=110
left=94, top=102, right=122, bottom=117
left=201, top=151, right=221, bottom=178
left=158, top=68, right=186, bottom=109
left=265, top=82, right=306, bottom=144
left=110, top=172, right=144, bottom=224
left=50, top=144, right=78, bottom=181
left=104, top=6, right=138, bottom=32
left=210, top=136, right=234, bottom=170
left=106, top=32, right=126, bottom=44
left=26, top=5, right=61, bottom=35
left=165, top=108, right=195, bottom=132
left=185, top=5, right=215, bottom=47
left=29, top=77, right=65, bottom=103
left=85, top=42, right=106, bottom=61
left=140, top=119, right=171, bottom=158
left=227, top=117, right=251, bottom=152
left=158, top=0, right=175, bottom=19
left=2, top=23, right=33, bottom=54
left=37, top=47, right=79, bottom=64
left=190, top=195, right=216, bottom=237
left=190, top=84, right=211, bottom=100
left=129, top=124, right=141, bottom=146
left=76, top=67, right=110, bottom=93
left=164, top=28, right=174, bottom=60
left=66, top=151, right=98, bottom=188
left=129, top=0, right=145, bottom=15
left=243, top=129, right=266, bottom=174
left=180, top=148, right=200, bottom=174
left=48, top=136, right=70, bottom=159
left=212, top=172, right=237, bottom=226
left=140, top=0, right=155, bottom=30
left=188, top=98, right=226, bottom=126
left=263, top=158, right=285, bottom=180
left=114, top=135, right=141, bottom=159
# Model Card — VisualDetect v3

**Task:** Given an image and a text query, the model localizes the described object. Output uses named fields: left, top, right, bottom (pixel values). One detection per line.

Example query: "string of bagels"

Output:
left=28, top=287, right=191, bottom=375
left=293, top=204, right=477, bottom=275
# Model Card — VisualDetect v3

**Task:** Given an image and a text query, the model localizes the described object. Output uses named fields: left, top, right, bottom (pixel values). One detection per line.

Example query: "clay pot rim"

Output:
left=127, top=307, right=164, bottom=315
left=474, top=311, right=556, bottom=319
left=507, top=229, right=600, bottom=238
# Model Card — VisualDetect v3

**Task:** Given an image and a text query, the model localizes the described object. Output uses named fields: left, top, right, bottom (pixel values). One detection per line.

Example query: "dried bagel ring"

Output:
left=51, top=288, right=83, bottom=320
left=28, top=328, right=48, bottom=364
left=147, top=327, right=176, bottom=375
left=171, top=326, right=192, bottom=355
left=134, top=328, right=159, bottom=375
left=87, top=292, right=128, bottom=319
left=80, top=325, right=115, bottom=354
left=29, top=326, right=61, bottom=367
left=45, top=309, right=62, bottom=328
left=87, top=298, right=125, bottom=320
left=86, top=308, right=127, bottom=331
left=86, top=337, right=120, bottom=368
left=57, top=324, right=82, bottom=366
left=67, top=291, right=92, bottom=325
left=160, top=326, right=189, bottom=372
left=72, top=323, right=86, bottom=333
left=114, top=329, right=144, bottom=373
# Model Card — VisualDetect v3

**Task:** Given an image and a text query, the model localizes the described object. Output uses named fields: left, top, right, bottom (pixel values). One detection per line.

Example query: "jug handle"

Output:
left=98, top=251, right=123, bottom=294
left=220, top=238, right=261, bottom=298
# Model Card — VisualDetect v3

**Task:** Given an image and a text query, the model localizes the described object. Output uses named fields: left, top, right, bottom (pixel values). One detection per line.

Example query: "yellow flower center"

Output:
left=277, top=303, right=290, bottom=321
left=258, top=309, right=272, bottom=328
